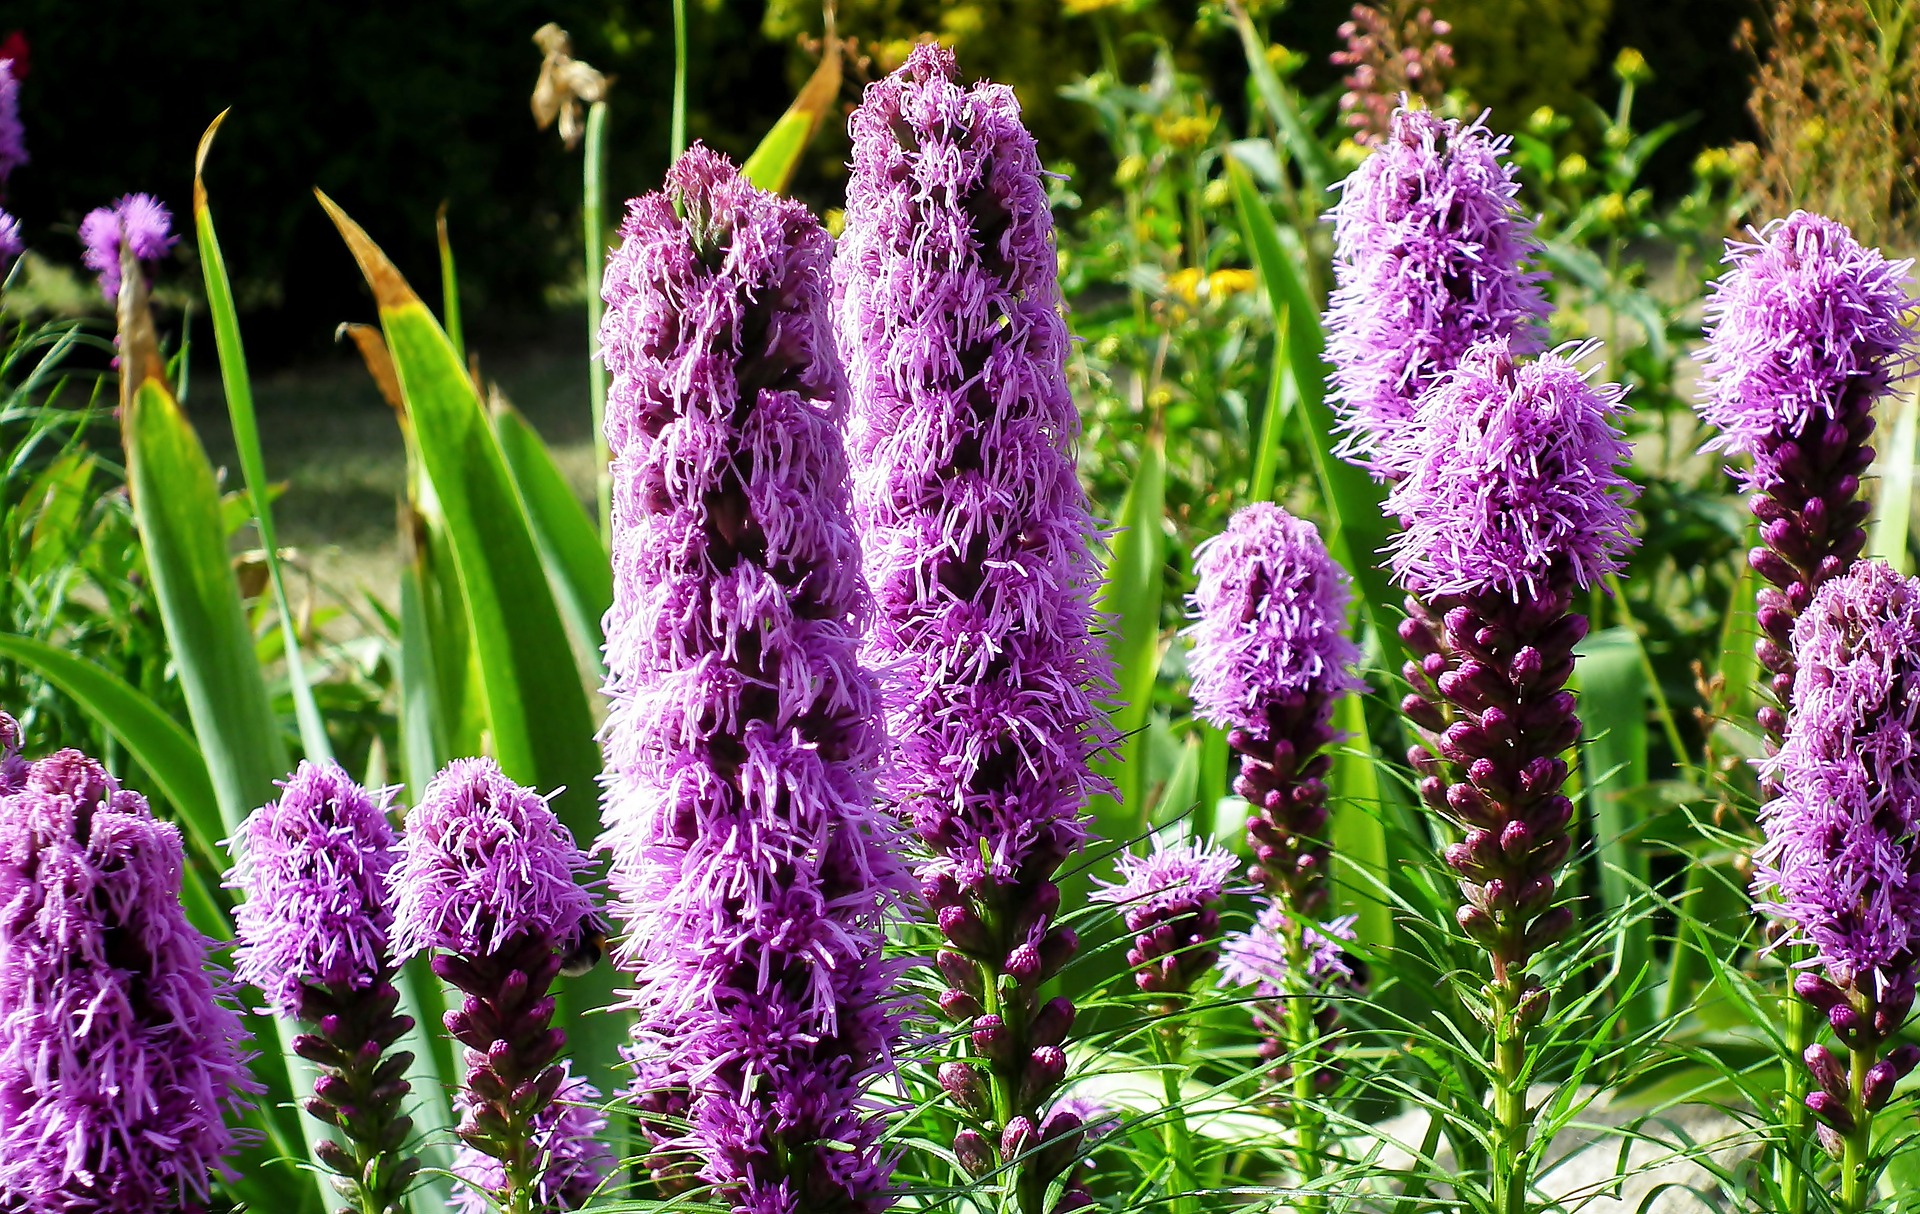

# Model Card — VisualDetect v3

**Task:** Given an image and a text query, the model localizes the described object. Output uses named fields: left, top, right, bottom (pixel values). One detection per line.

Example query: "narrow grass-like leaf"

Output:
left=436, top=202, right=464, bottom=361
left=1248, top=318, right=1290, bottom=504
left=1093, top=428, right=1167, bottom=849
left=1328, top=692, right=1393, bottom=952
left=494, top=398, right=612, bottom=679
left=582, top=99, right=612, bottom=542
left=1227, top=5, right=1332, bottom=196
left=1572, top=626, right=1654, bottom=1034
left=194, top=113, right=330, bottom=764
left=1870, top=381, right=1918, bottom=575
left=741, top=28, right=841, bottom=195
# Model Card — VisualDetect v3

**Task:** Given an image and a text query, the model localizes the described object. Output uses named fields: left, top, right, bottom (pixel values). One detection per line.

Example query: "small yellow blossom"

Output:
left=1062, top=0, right=1128, bottom=12
left=1154, top=108, right=1219, bottom=152
left=1558, top=154, right=1589, bottom=183
left=1528, top=106, right=1558, bottom=135
left=1166, top=266, right=1204, bottom=307
left=1612, top=48, right=1650, bottom=85
left=1598, top=193, right=1628, bottom=226
left=824, top=208, right=846, bottom=239
left=1115, top=153, right=1147, bottom=188
left=1202, top=178, right=1232, bottom=209
left=1206, top=269, right=1256, bottom=299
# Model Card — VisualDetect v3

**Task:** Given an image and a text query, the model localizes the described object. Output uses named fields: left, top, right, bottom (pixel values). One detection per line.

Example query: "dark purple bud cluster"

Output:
left=294, top=977, right=420, bottom=1210
left=1796, top=973, right=1920, bottom=1156
left=1094, top=841, right=1241, bottom=1003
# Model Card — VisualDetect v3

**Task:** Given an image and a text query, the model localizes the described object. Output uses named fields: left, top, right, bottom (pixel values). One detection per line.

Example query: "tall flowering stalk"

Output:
left=1754, top=560, right=1920, bottom=1211
left=0, top=56, right=23, bottom=189
left=1324, top=106, right=1548, bottom=479
left=1386, top=339, right=1637, bottom=1214
left=452, top=1062, right=613, bottom=1214
left=597, top=145, right=910, bottom=1213
left=834, top=44, right=1117, bottom=1214
left=389, top=758, right=599, bottom=1214
left=0, top=744, right=256, bottom=1213
left=228, top=761, right=420, bottom=1214
left=1696, top=211, right=1915, bottom=746
left=1330, top=3, right=1455, bottom=146
left=78, top=193, right=175, bottom=302
left=1186, top=503, right=1363, bottom=1208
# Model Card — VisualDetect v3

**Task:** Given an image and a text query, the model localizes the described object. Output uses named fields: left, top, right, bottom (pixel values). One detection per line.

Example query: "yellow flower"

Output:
left=1612, top=47, right=1650, bottom=85
left=1528, top=106, right=1558, bottom=135
left=1206, top=269, right=1256, bottom=299
left=1558, top=154, right=1589, bottom=183
left=824, top=208, right=846, bottom=239
left=1154, top=110, right=1218, bottom=152
left=1202, top=178, right=1232, bottom=209
left=1166, top=267, right=1204, bottom=306
left=1598, top=193, right=1628, bottom=226
left=1115, top=153, right=1147, bottom=188
left=1062, top=0, right=1128, bottom=12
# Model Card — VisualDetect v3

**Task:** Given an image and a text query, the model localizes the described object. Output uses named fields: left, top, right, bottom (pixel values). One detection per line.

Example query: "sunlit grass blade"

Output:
left=1572, top=626, right=1654, bottom=1034
left=436, top=202, right=464, bottom=361
left=1227, top=5, right=1332, bottom=196
left=1092, top=427, right=1167, bottom=850
left=194, top=112, right=330, bottom=764
left=741, top=25, right=842, bottom=194
left=581, top=99, right=611, bottom=541
left=494, top=397, right=613, bottom=679
left=1328, top=692, right=1392, bottom=951
left=1870, top=380, right=1918, bottom=574
left=1248, top=319, right=1291, bottom=504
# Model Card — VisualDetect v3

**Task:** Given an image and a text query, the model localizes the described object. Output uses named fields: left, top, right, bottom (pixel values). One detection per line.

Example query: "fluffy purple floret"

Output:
left=1220, top=906, right=1358, bottom=994
left=78, top=193, right=176, bottom=302
left=1383, top=338, right=1638, bottom=601
left=1092, top=839, right=1243, bottom=923
left=1754, top=561, right=1920, bottom=988
left=835, top=41, right=1117, bottom=894
left=0, top=60, right=24, bottom=185
left=1187, top=503, right=1365, bottom=737
left=598, top=144, right=912, bottom=1212
left=1698, top=211, right=1916, bottom=491
left=451, top=1061, right=612, bottom=1214
left=389, top=757, right=595, bottom=961
left=0, top=711, right=23, bottom=793
left=0, top=749, right=257, bottom=1213
left=0, top=211, right=20, bottom=263
left=227, top=761, right=399, bottom=1019
left=1323, top=106, right=1549, bottom=478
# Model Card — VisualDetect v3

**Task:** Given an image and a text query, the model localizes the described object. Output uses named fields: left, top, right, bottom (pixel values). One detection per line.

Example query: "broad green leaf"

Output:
left=1871, top=381, right=1918, bottom=574
left=316, top=193, right=624, bottom=1098
left=1327, top=693, right=1392, bottom=953
left=24, top=451, right=94, bottom=583
left=195, top=113, right=330, bottom=764
left=1092, top=429, right=1167, bottom=849
left=740, top=15, right=841, bottom=194
left=1248, top=319, right=1290, bottom=504
left=1572, top=627, right=1654, bottom=1034
left=495, top=399, right=613, bottom=679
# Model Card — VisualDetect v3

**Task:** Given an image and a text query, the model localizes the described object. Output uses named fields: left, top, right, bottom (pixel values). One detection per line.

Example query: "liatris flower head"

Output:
left=452, top=1061, right=612, bottom=1214
left=600, top=142, right=911, bottom=1212
left=78, top=193, right=176, bottom=302
left=0, top=210, right=20, bottom=265
left=1331, top=4, right=1455, bottom=145
left=1221, top=906, right=1360, bottom=996
left=0, top=58, right=23, bottom=186
left=1698, top=211, right=1915, bottom=492
left=1383, top=338, right=1638, bottom=602
left=228, top=760, right=399, bottom=1018
left=1095, top=838, right=1243, bottom=997
left=389, top=756, right=595, bottom=963
left=0, top=747, right=257, bottom=1213
left=1324, top=106, right=1548, bottom=477
left=0, top=710, right=22, bottom=792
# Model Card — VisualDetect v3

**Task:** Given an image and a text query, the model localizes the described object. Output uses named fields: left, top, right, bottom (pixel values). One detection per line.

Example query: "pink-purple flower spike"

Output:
left=835, top=43, right=1116, bottom=1208
left=0, top=744, right=256, bottom=1213
left=0, top=58, right=24, bottom=188
left=597, top=144, right=910, bottom=1212
left=1696, top=211, right=1916, bottom=744
left=1094, top=840, right=1242, bottom=998
left=78, top=193, right=175, bottom=302
left=1753, top=560, right=1920, bottom=1156
left=452, top=1061, right=613, bottom=1214
left=1323, top=107, right=1548, bottom=478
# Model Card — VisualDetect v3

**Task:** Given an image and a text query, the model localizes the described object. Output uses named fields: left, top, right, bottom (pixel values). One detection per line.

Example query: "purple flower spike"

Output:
left=1188, top=503, right=1364, bottom=915
left=0, top=710, right=23, bottom=793
left=0, top=211, right=20, bottom=265
left=1696, top=211, right=1916, bottom=744
left=230, top=761, right=399, bottom=1017
left=0, top=58, right=24, bottom=187
left=78, top=193, right=176, bottom=302
left=1754, top=561, right=1920, bottom=1147
left=835, top=43, right=1116, bottom=1204
left=1094, top=839, right=1242, bottom=998
left=392, top=757, right=598, bottom=1214
left=452, top=1061, right=613, bottom=1214
left=1324, top=106, right=1549, bottom=478
left=0, top=747, right=257, bottom=1213
left=597, top=144, right=911, bottom=1213
left=1220, top=906, right=1359, bottom=1101
left=229, top=761, right=421, bottom=1210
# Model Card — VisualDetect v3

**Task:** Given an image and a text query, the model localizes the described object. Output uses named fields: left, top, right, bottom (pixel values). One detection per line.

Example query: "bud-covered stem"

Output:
left=1280, top=922, right=1328, bottom=1214
left=295, top=976, right=419, bottom=1214
left=1150, top=1020, right=1199, bottom=1214
left=1491, top=980, right=1529, bottom=1214
left=1842, top=1044, right=1872, bottom=1212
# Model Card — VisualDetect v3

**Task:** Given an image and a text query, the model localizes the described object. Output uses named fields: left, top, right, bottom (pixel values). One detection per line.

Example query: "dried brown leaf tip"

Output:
left=532, top=23, right=607, bottom=151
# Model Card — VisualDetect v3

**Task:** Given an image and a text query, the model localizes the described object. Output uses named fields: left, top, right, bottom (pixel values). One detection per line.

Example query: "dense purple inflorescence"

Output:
left=1391, top=337, right=1637, bottom=1027
left=1221, top=906, right=1359, bottom=1101
left=78, top=193, right=176, bottom=302
left=230, top=760, right=399, bottom=1018
left=833, top=43, right=1116, bottom=1208
left=0, top=59, right=24, bottom=187
left=1187, top=503, right=1363, bottom=916
left=452, top=1062, right=614, bottom=1214
left=0, top=743, right=256, bottom=1213
left=1695, top=211, right=1916, bottom=745
left=597, top=144, right=910, bottom=1213
left=1093, top=839, right=1242, bottom=999
left=1323, top=106, right=1548, bottom=478
left=0, top=711, right=23, bottom=792
left=1753, top=561, right=1920, bottom=1147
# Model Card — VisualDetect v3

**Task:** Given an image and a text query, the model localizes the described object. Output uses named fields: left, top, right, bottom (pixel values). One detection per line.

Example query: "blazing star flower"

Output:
left=0, top=58, right=24, bottom=186
left=835, top=43, right=1116, bottom=1194
left=1323, top=106, right=1548, bottom=477
left=452, top=1062, right=613, bottom=1214
left=78, top=193, right=176, bottom=302
left=0, top=748, right=256, bottom=1214
left=1753, top=560, right=1920, bottom=1152
left=229, top=761, right=399, bottom=1018
left=598, top=144, right=911, bottom=1213
left=1383, top=338, right=1637, bottom=602
left=1220, top=906, right=1360, bottom=996
left=1187, top=503, right=1364, bottom=914
left=1696, top=212, right=1916, bottom=742
left=0, top=210, right=20, bottom=264
left=1094, top=839, right=1242, bottom=998
left=0, top=710, right=23, bottom=792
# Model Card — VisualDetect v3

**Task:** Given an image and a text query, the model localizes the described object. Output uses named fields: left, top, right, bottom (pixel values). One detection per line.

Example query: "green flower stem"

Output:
left=1781, top=991, right=1811, bottom=1214
left=1489, top=977, right=1531, bottom=1214
left=582, top=98, right=612, bottom=545
left=1279, top=921, right=1327, bottom=1214
left=1152, top=1014, right=1199, bottom=1214
left=1841, top=1044, right=1874, bottom=1213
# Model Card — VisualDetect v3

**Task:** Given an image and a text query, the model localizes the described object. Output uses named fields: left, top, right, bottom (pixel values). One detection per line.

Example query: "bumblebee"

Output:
left=559, top=911, right=609, bottom=978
